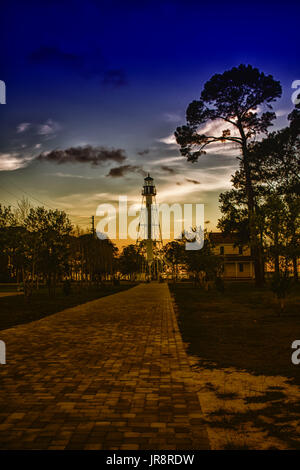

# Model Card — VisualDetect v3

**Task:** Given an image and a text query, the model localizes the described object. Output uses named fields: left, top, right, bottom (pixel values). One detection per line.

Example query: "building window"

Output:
left=239, top=263, right=244, bottom=272
left=220, top=246, right=224, bottom=255
left=239, top=246, right=243, bottom=254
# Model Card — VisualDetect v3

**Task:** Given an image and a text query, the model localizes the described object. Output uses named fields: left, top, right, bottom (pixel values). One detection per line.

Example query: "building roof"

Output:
left=144, top=173, right=153, bottom=181
left=209, top=232, right=241, bottom=244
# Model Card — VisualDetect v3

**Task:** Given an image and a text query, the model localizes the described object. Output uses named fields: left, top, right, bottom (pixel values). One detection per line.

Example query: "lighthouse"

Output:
left=137, top=174, right=163, bottom=279
left=142, top=174, right=156, bottom=264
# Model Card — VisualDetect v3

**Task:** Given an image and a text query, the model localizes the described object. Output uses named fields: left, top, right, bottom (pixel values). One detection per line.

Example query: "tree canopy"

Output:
left=175, top=64, right=282, bottom=163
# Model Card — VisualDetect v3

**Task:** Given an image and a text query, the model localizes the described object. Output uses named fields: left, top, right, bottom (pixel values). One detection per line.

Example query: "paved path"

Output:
left=0, top=292, right=22, bottom=298
left=0, top=283, right=209, bottom=450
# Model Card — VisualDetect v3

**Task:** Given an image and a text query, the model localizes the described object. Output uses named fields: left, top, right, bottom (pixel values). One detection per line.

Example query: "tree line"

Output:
left=175, top=64, right=299, bottom=286
left=0, top=200, right=117, bottom=297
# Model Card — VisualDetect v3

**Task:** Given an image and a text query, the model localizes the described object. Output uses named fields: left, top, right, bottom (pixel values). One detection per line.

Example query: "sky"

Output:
left=0, top=0, right=299, bottom=242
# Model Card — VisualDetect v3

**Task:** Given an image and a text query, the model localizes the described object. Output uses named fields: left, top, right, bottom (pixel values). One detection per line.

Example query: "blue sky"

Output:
left=0, top=0, right=299, bottom=232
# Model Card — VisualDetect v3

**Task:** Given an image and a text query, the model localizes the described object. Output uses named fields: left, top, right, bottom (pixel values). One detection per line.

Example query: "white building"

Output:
left=210, top=232, right=255, bottom=280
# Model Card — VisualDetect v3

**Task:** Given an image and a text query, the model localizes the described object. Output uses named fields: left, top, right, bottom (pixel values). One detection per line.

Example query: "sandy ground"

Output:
left=189, top=356, right=300, bottom=450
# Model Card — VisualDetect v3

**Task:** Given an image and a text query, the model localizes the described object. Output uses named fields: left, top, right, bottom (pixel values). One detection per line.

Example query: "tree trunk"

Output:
left=292, top=256, right=298, bottom=281
left=53, top=272, right=56, bottom=297
left=274, top=255, right=280, bottom=274
left=47, top=274, right=51, bottom=297
left=239, top=131, right=264, bottom=287
left=274, top=226, right=280, bottom=274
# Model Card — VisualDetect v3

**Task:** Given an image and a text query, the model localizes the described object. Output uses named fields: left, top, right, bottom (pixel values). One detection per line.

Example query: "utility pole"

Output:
left=91, top=215, right=95, bottom=237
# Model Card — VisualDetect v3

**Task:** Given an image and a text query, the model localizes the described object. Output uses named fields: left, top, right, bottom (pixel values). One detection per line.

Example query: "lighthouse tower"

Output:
left=137, top=174, right=163, bottom=279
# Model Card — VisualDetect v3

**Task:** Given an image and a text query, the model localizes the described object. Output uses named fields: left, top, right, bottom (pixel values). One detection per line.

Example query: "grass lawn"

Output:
left=169, top=282, right=300, bottom=385
left=0, top=282, right=136, bottom=331
left=0, top=284, right=20, bottom=292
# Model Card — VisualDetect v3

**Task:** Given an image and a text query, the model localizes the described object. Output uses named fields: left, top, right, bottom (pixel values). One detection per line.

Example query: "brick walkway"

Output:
left=0, top=283, right=209, bottom=450
left=0, top=292, right=22, bottom=298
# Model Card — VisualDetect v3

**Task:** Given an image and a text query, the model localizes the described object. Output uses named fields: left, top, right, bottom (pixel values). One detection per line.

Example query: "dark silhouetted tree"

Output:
left=119, top=244, right=144, bottom=281
left=219, top=101, right=300, bottom=280
left=164, top=240, right=184, bottom=283
left=175, top=64, right=282, bottom=286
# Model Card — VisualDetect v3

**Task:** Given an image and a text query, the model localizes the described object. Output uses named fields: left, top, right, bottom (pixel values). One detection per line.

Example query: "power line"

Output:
left=6, top=180, right=91, bottom=227
left=0, top=184, right=22, bottom=204
left=0, top=182, right=51, bottom=209
left=0, top=196, right=18, bottom=210
left=6, top=179, right=56, bottom=210
left=0, top=183, right=89, bottom=227
left=91, top=215, right=95, bottom=236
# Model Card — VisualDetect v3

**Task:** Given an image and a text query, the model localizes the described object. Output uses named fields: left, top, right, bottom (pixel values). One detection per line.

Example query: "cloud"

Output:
left=191, top=119, right=241, bottom=156
left=275, top=109, right=288, bottom=118
left=160, top=165, right=175, bottom=174
left=16, top=120, right=60, bottom=141
left=37, top=119, right=61, bottom=136
left=37, top=146, right=127, bottom=166
left=102, top=69, right=128, bottom=87
left=158, top=184, right=202, bottom=201
left=185, top=178, right=201, bottom=184
left=158, top=119, right=240, bottom=156
left=28, top=46, right=83, bottom=70
left=49, top=172, right=97, bottom=180
left=17, top=122, right=31, bottom=133
left=198, top=118, right=241, bottom=140
left=163, top=112, right=182, bottom=122
left=0, top=153, right=34, bottom=171
left=158, top=176, right=229, bottom=201
left=152, top=156, right=185, bottom=164
left=157, top=134, right=177, bottom=145
left=137, top=149, right=150, bottom=156
left=27, top=46, right=127, bottom=85
left=106, top=164, right=145, bottom=178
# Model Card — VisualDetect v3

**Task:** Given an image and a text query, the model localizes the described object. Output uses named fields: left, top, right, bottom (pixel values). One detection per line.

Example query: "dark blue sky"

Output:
left=0, top=0, right=299, bottom=230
